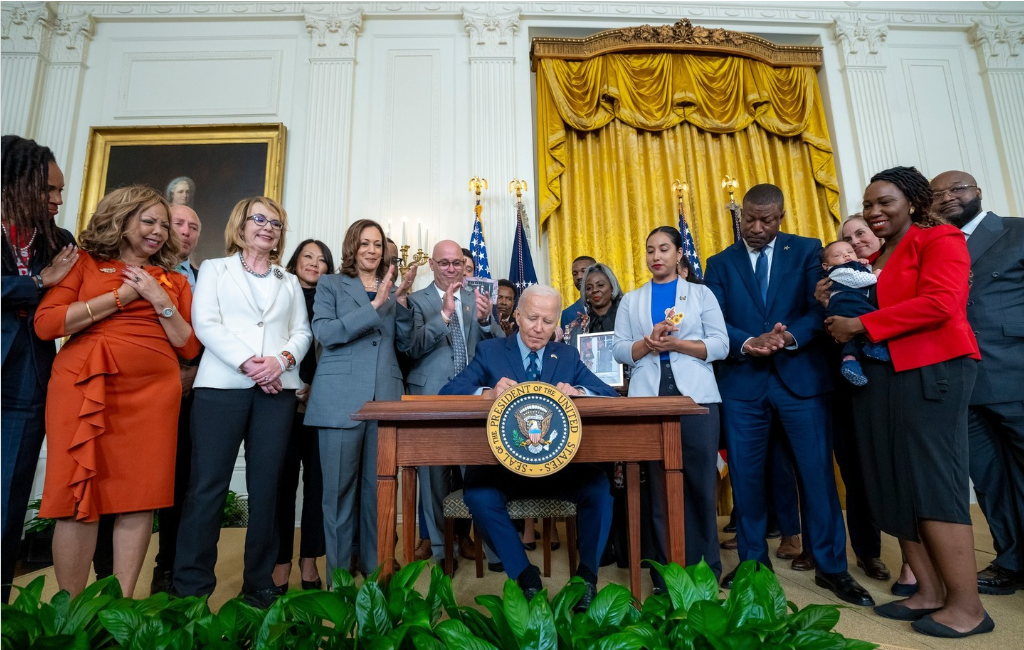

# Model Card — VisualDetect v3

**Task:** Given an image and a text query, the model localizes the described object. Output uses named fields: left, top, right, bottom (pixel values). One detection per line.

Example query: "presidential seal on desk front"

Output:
left=487, top=381, right=582, bottom=476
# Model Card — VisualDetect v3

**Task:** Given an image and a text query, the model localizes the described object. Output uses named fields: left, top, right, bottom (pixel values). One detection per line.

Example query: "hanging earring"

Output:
left=909, top=207, right=915, bottom=215
left=273, top=247, right=278, bottom=252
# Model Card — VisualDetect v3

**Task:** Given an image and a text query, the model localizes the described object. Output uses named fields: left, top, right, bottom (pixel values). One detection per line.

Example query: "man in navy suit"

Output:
left=560, top=255, right=595, bottom=327
left=932, top=170, right=1024, bottom=595
left=441, top=284, right=617, bottom=610
left=704, top=184, right=872, bottom=606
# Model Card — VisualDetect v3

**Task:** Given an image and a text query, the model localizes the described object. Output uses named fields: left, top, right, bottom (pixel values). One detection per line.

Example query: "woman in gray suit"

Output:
left=613, top=226, right=729, bottom=587
left=304, top=219, right=416, bottom=581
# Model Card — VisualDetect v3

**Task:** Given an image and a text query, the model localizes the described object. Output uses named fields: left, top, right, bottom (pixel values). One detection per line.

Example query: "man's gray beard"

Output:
left=945, top=195, right=983, bottom=229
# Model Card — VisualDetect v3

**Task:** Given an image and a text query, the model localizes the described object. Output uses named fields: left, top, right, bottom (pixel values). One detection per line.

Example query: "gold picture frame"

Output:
left=77, top=123, right=287, bottom=264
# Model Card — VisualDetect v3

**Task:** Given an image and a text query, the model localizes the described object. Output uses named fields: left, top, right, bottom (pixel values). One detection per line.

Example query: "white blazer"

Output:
left=192, top=255, right=312, bottom=390
left=613, top=277, right=728, bottom=404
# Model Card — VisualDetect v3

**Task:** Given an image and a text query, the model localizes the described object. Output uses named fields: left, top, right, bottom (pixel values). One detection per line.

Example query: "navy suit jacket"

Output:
left=965, top=212, right=1024, bottom=405
left=439, top=335, right=618, bottom=398
left=704, top=232, right=831, bottom=400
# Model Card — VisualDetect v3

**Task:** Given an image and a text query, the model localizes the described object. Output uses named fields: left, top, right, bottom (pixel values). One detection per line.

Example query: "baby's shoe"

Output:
left=841, top=358, right=869, bottom=386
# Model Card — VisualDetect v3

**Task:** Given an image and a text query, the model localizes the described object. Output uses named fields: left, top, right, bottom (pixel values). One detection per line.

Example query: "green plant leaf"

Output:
left=686, top=560, right=720, bottom=603
left=332, top=567, right=356, bottom=590
left=410, top=631, right=446, bottom=650
left=522, top=594, right=557, bottom=650
left=587, top=632, right=645, bottom=650
left=32, top=631, right=90, bottom=650
left=583, top=583, right=633, bottom=629
left=356, top=578, right=391, bottom=637
left=788, top=629, right=848, bottom=650
left=686, top=600, right=729, bottom=640
left=788, top=604, right=841, bottom=632
left=647, top=560, right=700, bottom=612
left=549, top=580, right=586, bottom=647
left=389, top=560, right=426, bottom=593
left=426, top=563, right=446, bottom=625
left=0, top=607, right=37, bottom=648
left=459, top=607, right=503, bottom=648
left=9, top=576, right=45, bottom=614
left=98, top=607, right=144, bottom=645
left=842, top=639, right=879, bottom=650
left=473, top=594, right=516, bottom=650
left=622, top=621, right=669, bottom=650
left=435, top=619, right=500, bottom=650
left=501, top=579, right=530, bottom=642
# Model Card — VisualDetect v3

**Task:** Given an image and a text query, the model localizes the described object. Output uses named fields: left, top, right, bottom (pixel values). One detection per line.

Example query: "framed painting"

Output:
left=77, top=123, right=287, bottom=265
left=576, top=331, right=624, bottom=388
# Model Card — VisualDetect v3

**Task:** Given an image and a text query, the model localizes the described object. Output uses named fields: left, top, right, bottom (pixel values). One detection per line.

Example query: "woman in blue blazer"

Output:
left=613, top=226, right=729, bottom=585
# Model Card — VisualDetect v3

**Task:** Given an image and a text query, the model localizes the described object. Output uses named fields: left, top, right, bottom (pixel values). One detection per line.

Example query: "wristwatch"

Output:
left=159, top=306, right=175, bottom=319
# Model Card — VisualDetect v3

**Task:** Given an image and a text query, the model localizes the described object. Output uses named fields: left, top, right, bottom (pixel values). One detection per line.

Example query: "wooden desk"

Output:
left=354, top=395, right=707, bottom=598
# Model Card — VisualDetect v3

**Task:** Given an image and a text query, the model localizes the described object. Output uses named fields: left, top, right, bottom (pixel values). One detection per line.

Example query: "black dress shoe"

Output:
left=790, top=551, right=816, bottom=572
left=856, top=557, right=891, bottom=581
left=150, top=568, right=173, bottom=595
left=301, top=577, right=323, bottom=591
left=240, top=587, right=280, bottom=609
left=723, top=521, right=736, bottom=533
left=912, top=612, right=995, bottom=639
left=574, top=581, right=598, bottom=613
left=523, top=542, right=537, bottom=551
left=891, top=580, right=918, bottom=597
left=271, top=583, right=288, bottom=596
left=814, top=570, right=874, bottom=607
left=977, top=563, right=1024, bottom=595
left=873, top=600, right=940, bottom=621
left=720, top=567, right=737, bottom=589
left=522, top=587, right=540, bottom=602
left=766, top=529, right=782, bottom=540
left=488, top=561, right=505, bottom=573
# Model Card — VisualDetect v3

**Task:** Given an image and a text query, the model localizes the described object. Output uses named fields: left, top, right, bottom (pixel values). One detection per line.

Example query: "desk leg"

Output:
left=402, top=467, right=417, bottom=568
left=377, top=424, right=398, bottom=580
left=662, top=419, right=686, bottom=565
left=626, top=461, right=642, bottom=599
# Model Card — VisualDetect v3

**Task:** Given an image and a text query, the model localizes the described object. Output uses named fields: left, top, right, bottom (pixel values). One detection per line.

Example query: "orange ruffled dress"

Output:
left=34, top=252, right=200, bottom=522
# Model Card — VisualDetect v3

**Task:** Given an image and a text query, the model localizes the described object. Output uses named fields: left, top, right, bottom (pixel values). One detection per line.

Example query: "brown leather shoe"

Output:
left=720, top=536, right=738, bottom=550
left=791, top=550, right=816, bottom=571
left=413, top=538, right=432, bottom=561
left=856, top=556, right=891, bottom=581
left=458, top=535, right=477, bottom=560
left=776, top=535, right=802, bottom=560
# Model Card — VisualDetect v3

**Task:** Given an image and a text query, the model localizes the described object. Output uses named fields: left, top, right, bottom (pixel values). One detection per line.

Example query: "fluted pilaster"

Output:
left=35, top=11, right=94, bottom=174
left=1, top=2, right=52, bottom=137
left=972, top=19, right=1024, bottom=215
left=298, top=8, right=362, bottom=248
left=833, top=17, right=899, bottom=182
left=464, top=7, right=520, bottom=279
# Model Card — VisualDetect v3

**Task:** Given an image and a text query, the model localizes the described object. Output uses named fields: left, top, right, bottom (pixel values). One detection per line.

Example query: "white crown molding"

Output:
left=48, top=11, right=95, bottom=64
left=971, top=18, right=1024, bottom=70
left=833, top=17, right=888, bottom=68
left=1, top=2, right=52, bottom=55
left=464, top=7, right=520, bottom=60
left=30, top=2, right=1023, bottom=29
left=305, top=8, right=363, bottom=60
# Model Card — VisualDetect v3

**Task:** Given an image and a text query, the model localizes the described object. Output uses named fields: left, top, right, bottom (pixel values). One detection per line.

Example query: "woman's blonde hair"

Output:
left=78, top=185, right=180, bottom=271
left=224, top=196, right=288, bottom=265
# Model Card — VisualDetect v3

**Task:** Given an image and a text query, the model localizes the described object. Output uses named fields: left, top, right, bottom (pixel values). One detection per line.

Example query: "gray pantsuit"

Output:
left=319, top=421, right=378, bottom=576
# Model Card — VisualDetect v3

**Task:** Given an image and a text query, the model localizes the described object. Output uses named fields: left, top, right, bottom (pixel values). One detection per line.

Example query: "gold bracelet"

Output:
left=84, top=300, right=95, bottom=322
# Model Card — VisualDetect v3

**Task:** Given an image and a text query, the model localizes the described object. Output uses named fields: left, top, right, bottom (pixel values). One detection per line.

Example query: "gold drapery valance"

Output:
left=536, top=53, right=840, bottom=230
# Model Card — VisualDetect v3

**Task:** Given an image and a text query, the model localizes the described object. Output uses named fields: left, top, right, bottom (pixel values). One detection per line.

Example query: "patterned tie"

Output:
left=448, top=310, right=468, bottom=373
left=755, top=247, right=769, bottom=305
left=526, top=351, right=540, bottom=381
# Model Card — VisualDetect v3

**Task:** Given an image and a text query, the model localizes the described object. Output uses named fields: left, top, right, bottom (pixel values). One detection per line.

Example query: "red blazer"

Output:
left=861, top=224, right=979, bottom=372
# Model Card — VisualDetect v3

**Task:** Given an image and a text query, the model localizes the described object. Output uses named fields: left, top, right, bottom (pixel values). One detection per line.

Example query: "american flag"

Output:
left=468, top=206, right=491, bottom=278
left=678, top=211, right=703, bottom=280
left=509, top=202, right=538, bottom=294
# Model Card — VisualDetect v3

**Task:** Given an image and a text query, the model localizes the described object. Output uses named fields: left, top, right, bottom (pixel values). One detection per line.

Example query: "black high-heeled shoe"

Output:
left=301, top=577, right=323, bottom=591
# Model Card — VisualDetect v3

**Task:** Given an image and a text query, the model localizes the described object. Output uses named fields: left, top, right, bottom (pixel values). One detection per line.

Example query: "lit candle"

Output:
left=402, top=217, right=408, bottom=245
left=417, top=219, right=423, bottom=250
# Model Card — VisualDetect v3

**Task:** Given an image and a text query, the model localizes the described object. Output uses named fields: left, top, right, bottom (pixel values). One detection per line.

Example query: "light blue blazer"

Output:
left=612, top=277, right=728, bottom=404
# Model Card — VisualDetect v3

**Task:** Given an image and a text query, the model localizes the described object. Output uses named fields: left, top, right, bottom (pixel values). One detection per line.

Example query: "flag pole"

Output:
left=722, top=175, right=741, bottom=243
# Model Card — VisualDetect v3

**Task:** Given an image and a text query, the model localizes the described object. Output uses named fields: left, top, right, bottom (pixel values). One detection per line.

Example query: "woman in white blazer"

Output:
left=613, top=226, right=729, bottom=587
left=173, top=197, right=311, bottom=609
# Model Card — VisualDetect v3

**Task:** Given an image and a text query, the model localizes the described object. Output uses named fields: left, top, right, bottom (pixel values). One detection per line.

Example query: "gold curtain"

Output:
left=536, top=54, right=840, bottom=297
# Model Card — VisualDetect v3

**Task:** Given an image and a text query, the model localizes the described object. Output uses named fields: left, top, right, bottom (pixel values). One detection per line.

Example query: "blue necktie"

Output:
left=526, top=351, right=540, bottom=381
left=755, top=247, right=769, bottom=305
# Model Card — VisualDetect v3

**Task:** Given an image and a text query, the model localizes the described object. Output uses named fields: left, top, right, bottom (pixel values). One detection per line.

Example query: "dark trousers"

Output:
left=642, top=359, right=723, bottom=579
left=723, top=372, right=847, bottom=573
left=463, top=464, right=612, bottom=581
left=173, top=387, right=295, bottom=596
left=832, top=391, right=881, bottom=559
left=275, top=409, right=325, bottom=562
left=1, top=360, right=46, bottom=603
left=767, top=428, right=801, bottom=537
left=968, top=400, right=1024, bottom=571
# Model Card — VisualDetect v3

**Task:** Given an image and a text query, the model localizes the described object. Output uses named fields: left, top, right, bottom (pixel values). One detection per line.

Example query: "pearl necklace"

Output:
left=239, top=252, right=271, bottom=278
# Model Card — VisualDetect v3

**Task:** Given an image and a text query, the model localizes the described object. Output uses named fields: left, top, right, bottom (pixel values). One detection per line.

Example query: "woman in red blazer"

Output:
left=827, top=167, right=990, bottom=639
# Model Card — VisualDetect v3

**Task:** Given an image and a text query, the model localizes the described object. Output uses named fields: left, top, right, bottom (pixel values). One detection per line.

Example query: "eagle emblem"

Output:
left=513, top=406, right=557, bottom=453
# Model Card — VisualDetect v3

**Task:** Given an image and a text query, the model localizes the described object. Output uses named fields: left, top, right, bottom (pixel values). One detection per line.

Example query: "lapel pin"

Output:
left=550, top=353, right=558, bottom=360
left=783, top=245, right=790, bottom=251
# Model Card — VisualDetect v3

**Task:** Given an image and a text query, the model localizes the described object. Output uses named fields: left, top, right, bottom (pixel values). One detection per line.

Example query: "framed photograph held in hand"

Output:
left=576, top=331, right=624, bottom=388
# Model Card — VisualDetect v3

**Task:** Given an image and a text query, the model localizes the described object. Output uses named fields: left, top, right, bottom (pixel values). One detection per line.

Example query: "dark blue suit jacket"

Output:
left=440, top=335, right=618, bottom=397
left=704, top=232, right=831, bottom=400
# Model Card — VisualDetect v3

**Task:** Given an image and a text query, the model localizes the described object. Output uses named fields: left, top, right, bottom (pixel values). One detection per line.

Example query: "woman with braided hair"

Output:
left=1, top=135, right=77, bottom=602
left=827, top=166, right=991, bottom=638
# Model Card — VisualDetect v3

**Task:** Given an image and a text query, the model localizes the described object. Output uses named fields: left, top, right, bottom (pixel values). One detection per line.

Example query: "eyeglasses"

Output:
left=432, top=259, right=465, bottom=270
left=930, top=184, right=977, bottom=201
left=247, top=214, right=284, bottom=230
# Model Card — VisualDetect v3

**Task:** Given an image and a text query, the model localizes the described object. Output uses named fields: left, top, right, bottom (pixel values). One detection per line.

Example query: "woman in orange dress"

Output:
left=34, top=185, right=200, bottom=597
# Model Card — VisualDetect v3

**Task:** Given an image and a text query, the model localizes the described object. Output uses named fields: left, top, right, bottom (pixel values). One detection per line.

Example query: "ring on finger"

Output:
left=133, top=275, right=141, bottom=281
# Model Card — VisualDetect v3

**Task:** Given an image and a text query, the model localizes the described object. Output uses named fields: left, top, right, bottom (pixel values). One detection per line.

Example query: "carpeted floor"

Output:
left=13, top=506, right=1022, bottom=648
